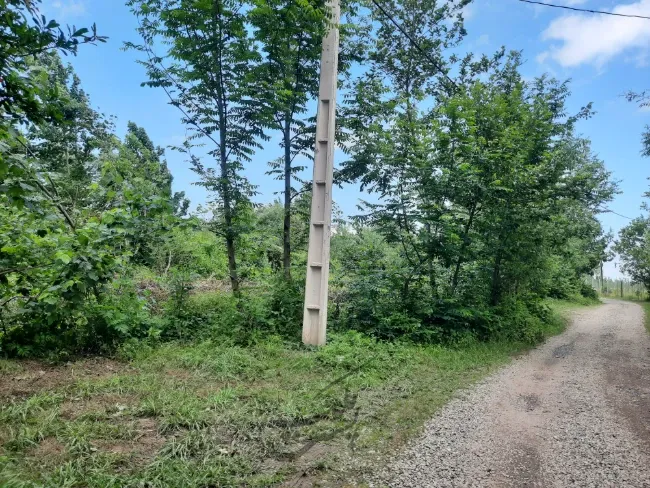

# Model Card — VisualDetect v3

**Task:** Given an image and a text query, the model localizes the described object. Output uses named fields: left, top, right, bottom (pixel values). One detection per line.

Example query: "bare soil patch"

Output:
left=0, top=358, right=130, bottom=400
left=27, top=437, right=68, bottom=466
left=59, top=393, right=138, bottom=420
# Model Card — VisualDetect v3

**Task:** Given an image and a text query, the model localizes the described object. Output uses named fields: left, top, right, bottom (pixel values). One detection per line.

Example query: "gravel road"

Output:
left=373, top=300, right=650, bottom=487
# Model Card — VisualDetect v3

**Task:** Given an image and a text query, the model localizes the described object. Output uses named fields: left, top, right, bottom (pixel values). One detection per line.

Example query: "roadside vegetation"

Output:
left=0, top=0, right=616, bottom=485
left=640, top=303, right=650, bottom=334
left=0, top=300, right=586, bottom=487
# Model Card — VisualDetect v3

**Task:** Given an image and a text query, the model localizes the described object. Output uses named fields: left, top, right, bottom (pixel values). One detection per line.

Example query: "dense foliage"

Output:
left=615, top=185, right=650, bottom=295
left=1, top=0, right=615, bottom=357
left=618, top=90, right=650, bottom=297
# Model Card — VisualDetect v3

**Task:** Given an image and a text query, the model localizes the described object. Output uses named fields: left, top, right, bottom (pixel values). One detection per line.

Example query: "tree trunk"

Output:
left=210, top=0, right=239, bottom=296
left=219, top=118, right=240, bottom=295
left=490, top=253, right=502, bottom=306
left=222, top=180, right=240, bottom=295
left=600, top=262, right=604, bottom=294
left=282, top=118, right=292, bottom=280
left=424, top=223, right=436, bottom=299
left=451, top=203, right=478, bottom=293
left=164, top=249, right=172, bottom=276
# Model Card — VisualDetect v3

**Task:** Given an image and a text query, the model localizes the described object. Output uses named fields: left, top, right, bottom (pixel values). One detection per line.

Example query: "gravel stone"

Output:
left=371, top=300, right=650, bottom=487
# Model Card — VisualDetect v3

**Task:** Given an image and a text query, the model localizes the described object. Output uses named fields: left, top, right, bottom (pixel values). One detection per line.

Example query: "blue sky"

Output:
left=44, top=0, right=650, bottom=278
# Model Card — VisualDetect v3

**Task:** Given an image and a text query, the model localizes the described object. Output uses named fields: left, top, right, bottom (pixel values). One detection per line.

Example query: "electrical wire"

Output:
left=604, top=209, right=635, bottom=220
left=518, top=0, right=650, bottom=20
left=368, top=0, right=459, bottom=90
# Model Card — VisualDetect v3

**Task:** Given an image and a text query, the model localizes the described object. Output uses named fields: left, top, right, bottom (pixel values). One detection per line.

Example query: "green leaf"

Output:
left=55, top=251, right=72, bottom=264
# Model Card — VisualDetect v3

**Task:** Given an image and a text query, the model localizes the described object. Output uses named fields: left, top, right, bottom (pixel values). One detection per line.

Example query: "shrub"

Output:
left=159, top=275, right=305, bottom=345
left=0, top=277, right=157, bottom=359
left=84, top=279, right=162, bottom=351
left=418, top=299, right=497, bottom=344
left=154, top=227, right=228, bottom=278
left=579, top=282, right=599, bottom=300
left=492, top=299, right=559, bottom=344
left=160, top=289, right=238, bottom=342
left=265, top=276, right=304, bottom=338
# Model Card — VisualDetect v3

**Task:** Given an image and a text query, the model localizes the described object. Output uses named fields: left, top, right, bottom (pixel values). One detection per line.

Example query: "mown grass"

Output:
left=0, top=300, right=588, bottom=487
left=543, top=296, right=601, bottom=315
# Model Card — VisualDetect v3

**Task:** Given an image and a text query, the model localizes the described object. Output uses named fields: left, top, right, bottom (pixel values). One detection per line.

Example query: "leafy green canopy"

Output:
left=335, top=45, right=616, bottom=339
left=0, top=2, right=186, bottom=355
left=127, top=0, right=272, bottom=294
left=0, top=0, right=619, bottom=357
left=0, top=0, right=106, bottom=124
left=250, top=0, right=329, bottom=279
left=615, top=186, right=650, bottom=293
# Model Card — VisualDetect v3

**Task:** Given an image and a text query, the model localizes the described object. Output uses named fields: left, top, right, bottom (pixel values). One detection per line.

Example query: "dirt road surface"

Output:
left=374, top=300, right=650, bottom=487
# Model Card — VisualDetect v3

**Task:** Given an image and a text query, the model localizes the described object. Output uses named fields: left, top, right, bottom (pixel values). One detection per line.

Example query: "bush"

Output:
left=492, top=299, right=561, bottom=344
left=155, top=227, right=228, bottom=278
left=579, top=282, right=599, bottom=300
left=265, top=276, right=304, bottom=338
left=418, top=299, right=497, bottom=344
left=160, top=288, right=238, bottom=342
left=0, top=277, right=157, bottom=359
left=158, top=274, right=304, bottom=345
left=84, top=280, right=162, bottom=350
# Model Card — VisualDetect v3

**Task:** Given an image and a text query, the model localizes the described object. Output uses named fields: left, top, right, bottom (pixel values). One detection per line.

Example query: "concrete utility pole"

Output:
left=600, top=262, right=604, bottom=294
left=302, top=0, right=340, bottom=346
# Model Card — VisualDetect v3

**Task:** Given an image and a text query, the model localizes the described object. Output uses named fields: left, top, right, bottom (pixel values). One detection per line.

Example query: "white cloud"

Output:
left=538, top=0, right=650, bottom=68
left=51, top=0, right=86, bottom=19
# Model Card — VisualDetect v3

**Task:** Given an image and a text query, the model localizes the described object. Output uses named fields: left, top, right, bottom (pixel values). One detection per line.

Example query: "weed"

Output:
left=0, top=300, right=581, bottom=487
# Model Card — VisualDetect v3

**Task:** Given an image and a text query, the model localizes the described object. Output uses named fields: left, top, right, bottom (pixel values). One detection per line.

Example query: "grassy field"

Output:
left=0, top=300, right=593, bottom=488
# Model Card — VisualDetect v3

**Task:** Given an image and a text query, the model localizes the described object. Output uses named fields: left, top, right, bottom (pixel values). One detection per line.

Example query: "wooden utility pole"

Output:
left=302, top=0, right=340, bottom=346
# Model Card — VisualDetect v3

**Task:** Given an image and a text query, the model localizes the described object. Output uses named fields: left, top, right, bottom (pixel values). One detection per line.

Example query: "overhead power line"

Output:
left=604, top=209, right=634, bottom=220
left=368, top=0, right=459, bottom=90
left=518, top=0, right=650, bottom=20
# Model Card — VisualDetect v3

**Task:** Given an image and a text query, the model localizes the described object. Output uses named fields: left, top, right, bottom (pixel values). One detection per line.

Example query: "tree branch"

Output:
left=14, top=138, right=77, bottom=231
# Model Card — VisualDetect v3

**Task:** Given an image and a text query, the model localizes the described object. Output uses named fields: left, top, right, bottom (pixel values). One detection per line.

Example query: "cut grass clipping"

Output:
left=0, top=300, right=583, bottom=487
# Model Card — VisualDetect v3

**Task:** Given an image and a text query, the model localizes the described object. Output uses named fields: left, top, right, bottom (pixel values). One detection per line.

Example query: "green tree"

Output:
left=126, top=0, right=267, bottom=295
left=615, top=182, right=650, bottom=293
left=616, top=215, right=650, bottom=293
left=620, top=90, right=650, bottom=292
left=625, top=90, right=650, bottom=157
left=25, top=52, right=113, bottom=213
left=339, top=0, right=470, bottom=302
left=341, top=42, right=615, bottom=334
left=250, top=0, right=328, bottom=279
left=92, top=123, right=188, bottom=266
left=0, top=0, right=105, bottom=124
left=0, top=0, right=106, bottom=225
left=123, top=121, right=189, bottom=217
left=0, top=5, right=178, bottom=355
